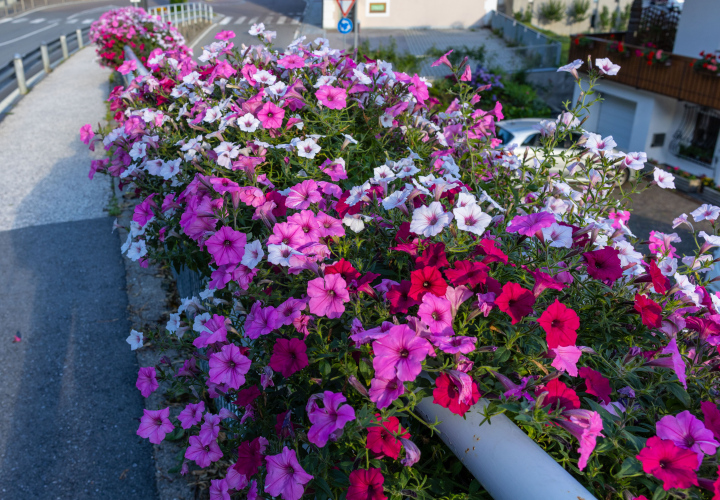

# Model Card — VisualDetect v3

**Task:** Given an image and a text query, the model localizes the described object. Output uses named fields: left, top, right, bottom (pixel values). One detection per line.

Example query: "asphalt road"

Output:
left=190, top=0, right=307, bottom=56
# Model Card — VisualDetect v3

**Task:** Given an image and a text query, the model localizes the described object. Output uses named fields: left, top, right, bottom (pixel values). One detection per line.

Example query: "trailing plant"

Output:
left=538, top=0, right=565, bottom=23
left=566, top=0, right=591, bottom=24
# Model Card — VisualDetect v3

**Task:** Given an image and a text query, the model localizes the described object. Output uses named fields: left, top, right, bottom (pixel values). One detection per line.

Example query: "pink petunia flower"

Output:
left=369, top=376, right=405, bottom=409
left=137, top=407, right=174, bottom=444
left=79, top=124, right=95, bottom=145
left=320, top=158, right=348, bottom=181
left=315, top=210, right=345, bottom=237
left=557, top=409, right=604, bottom=471
left=551, top=345, right=582, bottom=376
left=178, top=402, right=205, bottom=429
left=244, top=301, right=281, bottom=339
left=315, top=85, right=347, bottom=109
left=286, top=180, right=322, bottom=210
left=199, top=413, right=221, bottom=445
left=264, top=447, right=314, bottom=500
left=209, top=479, right=230, bottom=500
left=306, top=391, right=356, bottom=447
left=307, top=274, right=350, bottom=319
left=637, top=436, right=698, bottom=490
left=136, top=366, right=159, bottom=397
left=185, top=435, right=223, bottom=468
left=206, top=226, right=247, bottom=266
left=278, top=54, right=306, bottom=69
left=193, top=314, right=228, bottom=348
left=257, top=101, right=285, bottom=129
left=117, top=59, right=137, bottom=75
left=656, top=410, right=719, bottom=467
left=506, top=212, right=556, bottom=236
left=372, top=324, right=433, bottom=382
left=417, top=293, right=453, bottom=335
left=209, top=343, right=252, bottom=390
left=432, top=335, right=477, bottom=354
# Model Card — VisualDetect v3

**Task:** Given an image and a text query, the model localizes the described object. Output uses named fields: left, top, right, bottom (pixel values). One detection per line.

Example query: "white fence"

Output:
left=148, top=2, right=214, bottom=26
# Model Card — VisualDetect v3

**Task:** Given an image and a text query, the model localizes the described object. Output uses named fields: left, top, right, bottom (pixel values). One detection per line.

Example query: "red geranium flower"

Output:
left=432, top=372, right=481, bottom=416
left=408, top=266, right=447, bottom=300
left=495, top=282, right=536, bottom=324
left=634, top=294, right=663, bottom=329
left=386, top=280, right=422, bottom=314
left=366, top=416, right=410, bottom=459
left=578, top=367, right=612, bottom=405
left=325, top=258, right=361, bottom=282
left=347, top=468, right=388, bottom=500
left=583, top=247, right=623, bottom=285
left=538, top=299, right=579, bottom=348
left=415, top=242, right=450, bottom=269
left=636, top=436, right=699, bottom=490
left=269, top=338, right=309, bottom=378
left=444, top=260, right=489, bottom=287
left=538, top=379, right=580, bottom=410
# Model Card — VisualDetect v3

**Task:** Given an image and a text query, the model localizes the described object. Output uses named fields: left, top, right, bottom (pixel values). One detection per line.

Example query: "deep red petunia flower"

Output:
left=269, top=338, right=309, bottom=378
left=634, top=294, right=663, bottom=329
left=234, top=385, right=261, bottom=407
left=648, top=260, right=671, bottom=294
left=475, top=238, right=508, bottom=264
left=366, top=416, right=410, bottom=459
left=495, top=282, right=536, bottom=324
left=347, top=468, right=388, bottom=500
left=408, top=266, right=447, bottom=300
left=538, top=299, right=579, bottom=349
left=415, top=242, right=450, bottom=269
left=325, top=258, right=361, bottom=282
left=386, top=280, right=422, bottom=314
left=432, top=372, right=481, bottom=416
left=234, top=436, right=267, bottom=477
left=444, top=260, right=489, bottom=288
left=578, top=367, right=612, bottom=405
left=582, top=247, right=623, bottom=285
left=538, top=379, right=581, bottom=410
left=636, top=436, right=699, bottom=490
left=701, top=401, right=720, bottom=442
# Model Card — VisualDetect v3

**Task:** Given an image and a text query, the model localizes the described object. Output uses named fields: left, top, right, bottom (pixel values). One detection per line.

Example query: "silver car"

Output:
left=496, top=118, right=632, bottom=185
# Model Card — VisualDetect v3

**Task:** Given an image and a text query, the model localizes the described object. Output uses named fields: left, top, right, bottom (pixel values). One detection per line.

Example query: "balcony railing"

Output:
left=568, top=35, right=720, bottom=110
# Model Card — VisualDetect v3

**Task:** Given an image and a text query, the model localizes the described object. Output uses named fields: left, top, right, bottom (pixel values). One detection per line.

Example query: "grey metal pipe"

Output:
left=13, top=54, right=28, bottom=95
left=60, top=35, right=69, bottom=60
left=40, top=42, right=51, bottom=73
left=76, top=28, right=83, bottom=49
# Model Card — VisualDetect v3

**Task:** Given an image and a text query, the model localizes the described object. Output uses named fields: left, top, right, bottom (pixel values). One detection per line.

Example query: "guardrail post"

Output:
left=60, top=35, right=69, bottom=60
left=76, top=28, right=83, bottom=49
left=40, top=42, right=51, bottom=73
left=13, top=54, right=28, bottom=95
left=209, top=5, right=213, bottom=19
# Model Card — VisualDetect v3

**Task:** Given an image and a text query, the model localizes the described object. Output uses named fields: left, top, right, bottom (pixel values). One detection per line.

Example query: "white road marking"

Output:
left=234, top=16, right=247, bottom=24
left=29, top=18, right=45, bottom=24
left=12, top=18, right=29, bottom=23
left=291, top=17, right=300, bottom=24
left=219, top=16, right=231, bottom=25
left=0, top=22, right=59, bottom=47
left=263, top=15, right=273, bottom=23
left=82, top=18, right=93, bottom=24
left=248, top=16, right=258, bottom=24
left=277, top=16, right=287, bottom=24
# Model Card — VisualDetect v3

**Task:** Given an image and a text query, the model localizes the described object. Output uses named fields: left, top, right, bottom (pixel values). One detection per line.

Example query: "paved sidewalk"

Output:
left=0, top=47, right=157, bottom=499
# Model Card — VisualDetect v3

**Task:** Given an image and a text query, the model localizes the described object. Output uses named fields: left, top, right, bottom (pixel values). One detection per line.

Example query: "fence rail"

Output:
left=0, top=0, right=94, bottom=18
left=148, top=2, right=213, bottom=26
left=0, top=26, right=89, bottom=115
left=487, top=10, right=561, bottom=69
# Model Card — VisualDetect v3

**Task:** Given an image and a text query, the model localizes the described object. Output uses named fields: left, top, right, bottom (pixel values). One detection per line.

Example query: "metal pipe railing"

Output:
left=148, top=2, right=213, bottom=25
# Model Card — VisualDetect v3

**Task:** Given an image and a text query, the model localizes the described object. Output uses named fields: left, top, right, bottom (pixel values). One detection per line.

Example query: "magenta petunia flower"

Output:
left=133, top=193, right=157, bottom=227
left=209, top=343, right=252, bottom=390
left=432, top=335, right=477, bottom=354
left=185, top=435, right=223, bottom=468
left=136, top=366, right=159, bottom=397
left=244, top=301, right=281, bottom=339
left=307, top=274, right=350, bottom=319
left=418, top=293, right=453, bottom=335
left=235, top=436, right=268, bottom=477
left=206, top=226, right=247, bottom=266
left=277, top=53, right=306, bottom=69
left=137, top=407, right=174, bottom=444
left=557, top=409, right=604, bottom=471
left=506, top=212, right=556, bottom=236
left=194, top=314, right=229, bottom=348
left=656, top=410, right=719, bottom=467
left=286, top=180, right=322, bottom=210
left=578, top=367, right=612, bottom=405
left=257, top=101, right=285, bottom=129
left=637, top=436, right=699, bottom=490
left=199, top=413, right=221, bottom=446
left=79, top=123, right=95, bottom=145
left=209, top=478, right=229, bottom=500
left=268, top=221, right=307, bottom=248
left=369, top=376, right=405, bottom=409
left=348, top=468, right=387, bottom=500
left=178, top=401, right=205, bottom=429
left=117, top=59, right=137, bottom=75
left=372, top=324, right=433, bottom=382
left=264, top=447, right=314, bottom=500
left=269, top=338, right=309, bottom=378
left=315, top=85, right=347, bottom=109
left=306, top=391, right=356, bottom=447
left=582, top=247, right=623, bottom=285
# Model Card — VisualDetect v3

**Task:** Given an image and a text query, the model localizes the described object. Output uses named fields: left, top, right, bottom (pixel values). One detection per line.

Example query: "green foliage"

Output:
left=538, top=0, right=565, bottom=23
left=425, top=45, right=486, bottom=67
left=599, top=5, right=611, bottom=31
left=566, top=0, right=591, bottom=24
left=513, top=8, right=533, bottom=23
left=612, top=4, right=632, bottom=31
left=354, top=38, right=420, bottom=74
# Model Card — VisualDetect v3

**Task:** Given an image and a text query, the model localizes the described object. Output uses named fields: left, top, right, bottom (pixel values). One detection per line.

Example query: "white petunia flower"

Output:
left=238, top=113, right=261, bottom=133
left=166, top=313, right=181, bottom=333
left=453, top=204, right=491, bottom=235
left=583, top=132, right=617, bottom=154
left=126, top=329, right=144, bottom=350
left=456, top=192, right=477, bottom=208
left=691, top=204, right=720, bottom=222
left=653, top=167, right=675, bottom=189
left=253, top=70, right=276, bottom=86
left=541, top=222, right=573, bottom=248
left=342, top=214, right=367, bottom=233
left=268, top=243, right=302, bottom=267
left=296, top=138, right=321, bottom=159
left=658, top=257, right=677, bottom=277
left=410, top=202, right=453, bottom=238
left=193, top=312, right=211, bottom=333
left=126, top=239, right=147, bottom=261
left=382, top=189, right=410, bottom=210
left=373, top=165, right=396, bottom=182
left=241, top=240, right=265, bottom=269
left=249, top=22, right=266, bottom=35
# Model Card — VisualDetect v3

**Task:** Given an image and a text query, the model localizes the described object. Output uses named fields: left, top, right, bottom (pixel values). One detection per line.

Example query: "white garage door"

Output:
left=596, top=94, right=636, bottom=151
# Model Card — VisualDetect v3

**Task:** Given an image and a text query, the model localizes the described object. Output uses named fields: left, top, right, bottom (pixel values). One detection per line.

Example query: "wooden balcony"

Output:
left=568, top=35, right=720, bottom=110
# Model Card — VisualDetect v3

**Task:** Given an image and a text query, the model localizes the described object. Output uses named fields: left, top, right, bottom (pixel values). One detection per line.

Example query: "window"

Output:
left=670, top=105, right=720, bottom=166
left=496, top=126, right=515, bottom=145
left=651, top=133, right=665, bottom=148
left=522, top=133, right=541, bottom=147
left=367, top=0, right=389, bottom=16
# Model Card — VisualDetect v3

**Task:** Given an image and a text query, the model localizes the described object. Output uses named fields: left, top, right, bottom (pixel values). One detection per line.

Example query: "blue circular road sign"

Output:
left=338, top=17, right=353, bottom=34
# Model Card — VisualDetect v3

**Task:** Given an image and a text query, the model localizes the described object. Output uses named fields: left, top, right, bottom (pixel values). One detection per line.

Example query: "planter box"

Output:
left=674, top=176, right=702, bottom=193
left=700, top=187, right=720, bottom=206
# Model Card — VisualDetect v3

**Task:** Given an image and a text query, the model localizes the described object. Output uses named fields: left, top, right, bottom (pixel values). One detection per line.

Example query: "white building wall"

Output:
left=672, top=0, right=720, bottom=59
left=509, top=0, right=633, bottom=36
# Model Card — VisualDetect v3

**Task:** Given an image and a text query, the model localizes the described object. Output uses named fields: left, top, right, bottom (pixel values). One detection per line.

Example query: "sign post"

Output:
left=335, top=0, right=356, bottom=50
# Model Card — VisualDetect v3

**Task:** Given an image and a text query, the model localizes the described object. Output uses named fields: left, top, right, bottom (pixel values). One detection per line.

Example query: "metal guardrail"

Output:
left=121, top=44, right=150, bottom=85
left=148, top=2, right=214, bottom=26
left=0, top=0, right=95, bottom=19
left=488, top=10, right=562, bottom=68
left=0, top=26, right=89, bottom=115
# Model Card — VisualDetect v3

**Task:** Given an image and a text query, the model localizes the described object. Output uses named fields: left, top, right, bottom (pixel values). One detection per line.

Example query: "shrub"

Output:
left=538, top=0, right=565, bottom=23
left=598, top=5, right=612, bottom=32
left=513, top=8, right=533, bottom=24
left=567, top=0, right=591, bottom=24
left=83, top=15, right=720, bottom=500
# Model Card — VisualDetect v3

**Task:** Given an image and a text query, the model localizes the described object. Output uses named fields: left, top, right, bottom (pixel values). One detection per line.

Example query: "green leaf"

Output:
left=665, top=382, right=691, bottom=408
left=614, top=457, right=642, bottom=479
left=314, top=477, right=334, bottom=499
left=621, top=430, right=647, bottom=452
left=164, top=427, right=185, bottom=441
